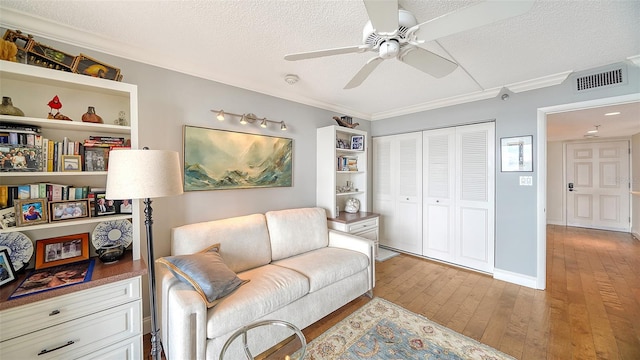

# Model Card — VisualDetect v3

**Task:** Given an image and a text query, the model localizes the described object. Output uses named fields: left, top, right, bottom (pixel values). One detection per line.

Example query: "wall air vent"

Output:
left=575, top=67, right=625, bottom=92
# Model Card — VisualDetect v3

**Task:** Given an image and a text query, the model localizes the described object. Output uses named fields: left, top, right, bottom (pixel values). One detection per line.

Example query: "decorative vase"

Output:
left=97, top=244, right=125, bottom=263
left=82, top=106, right=103, bottom=124
left=344, top=198, right=360, bottom=213
left=0, top=96, right=25, bottom=116
left=113, top=110, right=128, bottom=126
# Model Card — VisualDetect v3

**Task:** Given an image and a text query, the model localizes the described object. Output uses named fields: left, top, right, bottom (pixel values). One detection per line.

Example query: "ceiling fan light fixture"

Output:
left=216, top=110, right=225, bottom=121
left=260, top=118, right=268, bottom=128
left=240, top=114, right=248, bottom=125
left=280, top=121, right=287, bottom=131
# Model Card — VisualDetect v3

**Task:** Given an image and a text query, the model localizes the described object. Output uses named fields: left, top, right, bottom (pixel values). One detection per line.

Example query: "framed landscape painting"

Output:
left=183, top=126, right=293, bottom=191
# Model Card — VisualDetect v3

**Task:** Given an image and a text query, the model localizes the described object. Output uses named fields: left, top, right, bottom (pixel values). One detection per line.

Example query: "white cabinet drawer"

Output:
left=76, top=334, right=142, bottom=360
left=0, top=300, right=141, bottom=360
left=347, top=218, right=378, bottom=233
left=0, top=277, right=141, bottom=342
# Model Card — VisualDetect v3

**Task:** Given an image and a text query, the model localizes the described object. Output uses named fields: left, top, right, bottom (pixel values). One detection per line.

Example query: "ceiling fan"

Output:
left=284, top=0, right=534, bottom=89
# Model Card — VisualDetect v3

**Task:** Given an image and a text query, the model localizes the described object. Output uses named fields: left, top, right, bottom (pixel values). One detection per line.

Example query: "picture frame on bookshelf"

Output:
left=35, top=233, right=90, bottom=270
left=0, top=145, right=43, bottom=172
left=351, top=135, right=364, bottom=151
left=84, top=147, right=109, bottom=171
left=93, top=192, right=116, bottom=217
left=0, top=249, right=16, bottom=287
left=49, top=199, right=90, bottom=222
left=61, top=155, right=82, bottom=172
left=118, top=199, right=132, bottom=214
left=0, top=207, right=16, bottom=229
left=15, top=198, right=48, bottom=227
left=73, top=53, right=121, bottom=81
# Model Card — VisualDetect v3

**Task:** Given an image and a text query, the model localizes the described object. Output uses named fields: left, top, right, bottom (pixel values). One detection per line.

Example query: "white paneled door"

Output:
left=373, top=132, right=423, bottom=255
left=423, top=122, right=495, bottom=273
left=566, top=141, right=630, bottom=232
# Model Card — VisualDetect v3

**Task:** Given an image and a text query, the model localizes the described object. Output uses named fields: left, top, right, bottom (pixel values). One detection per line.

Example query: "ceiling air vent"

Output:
left=575, top=68, right=624, bottom=91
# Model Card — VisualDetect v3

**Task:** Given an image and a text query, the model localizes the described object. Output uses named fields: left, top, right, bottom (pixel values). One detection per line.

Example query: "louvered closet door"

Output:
left=373, top=133, right=423, bottom=254
left=422, top=122, right=495, bottom=273
left=455, top=123, right=495, bottom=273
left=423, top=128, right=455, bottom=262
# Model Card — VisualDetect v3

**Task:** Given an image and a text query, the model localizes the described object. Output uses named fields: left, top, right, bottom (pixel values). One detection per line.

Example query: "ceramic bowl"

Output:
left=97, top=244, right=124, bottom=263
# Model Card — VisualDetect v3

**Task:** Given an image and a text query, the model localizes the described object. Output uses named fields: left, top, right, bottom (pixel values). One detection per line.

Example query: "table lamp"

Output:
left=106, top=148, right=183, bottom=360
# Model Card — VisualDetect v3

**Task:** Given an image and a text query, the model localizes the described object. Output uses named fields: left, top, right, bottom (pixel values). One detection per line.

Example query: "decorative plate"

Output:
left=92, top=220, right=133, bottom=250
left=0, top=232, right=34, bottom=271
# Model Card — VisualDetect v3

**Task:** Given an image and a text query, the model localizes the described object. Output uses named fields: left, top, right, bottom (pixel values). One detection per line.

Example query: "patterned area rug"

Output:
left=302, top=297, right=515, bottom=360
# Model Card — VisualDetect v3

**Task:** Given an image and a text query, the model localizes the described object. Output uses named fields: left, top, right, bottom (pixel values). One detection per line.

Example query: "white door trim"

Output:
left=536, top=93, right=640, bottom=290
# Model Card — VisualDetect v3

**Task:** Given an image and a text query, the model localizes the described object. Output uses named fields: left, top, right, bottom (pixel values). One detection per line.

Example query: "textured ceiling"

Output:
left=0, top=0, right=639, bottom=133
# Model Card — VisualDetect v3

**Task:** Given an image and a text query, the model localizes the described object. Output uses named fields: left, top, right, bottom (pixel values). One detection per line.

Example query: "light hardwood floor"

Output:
left=146, top=225, right=640, bottom=359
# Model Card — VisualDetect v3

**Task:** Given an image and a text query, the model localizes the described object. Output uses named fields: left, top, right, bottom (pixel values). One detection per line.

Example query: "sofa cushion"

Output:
left=265, top=207, right=329, bottom=261
left=206, top=264, right=310, bottom=339
left=171, top=213, right=271, bottom=273
left=272, top=247, right=369, bottom=292
left=157, top=244, right=248, bottom=308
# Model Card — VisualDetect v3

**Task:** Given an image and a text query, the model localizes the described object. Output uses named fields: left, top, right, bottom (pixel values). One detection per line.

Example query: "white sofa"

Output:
left=157, top=207, right=375, bottom=360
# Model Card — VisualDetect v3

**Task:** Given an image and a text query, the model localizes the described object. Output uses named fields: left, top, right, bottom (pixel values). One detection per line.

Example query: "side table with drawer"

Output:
left=327, top=212, right=379, bottom=258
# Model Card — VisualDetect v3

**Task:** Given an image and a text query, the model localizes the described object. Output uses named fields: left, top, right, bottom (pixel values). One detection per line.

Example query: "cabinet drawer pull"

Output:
left=49, top=309, right=60, bottom=316
left=38, top=340, right=75, bottom=355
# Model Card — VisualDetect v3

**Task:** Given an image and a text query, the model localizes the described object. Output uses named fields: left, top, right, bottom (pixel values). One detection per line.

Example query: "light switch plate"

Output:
left=519, top=176, right=533, bottom=186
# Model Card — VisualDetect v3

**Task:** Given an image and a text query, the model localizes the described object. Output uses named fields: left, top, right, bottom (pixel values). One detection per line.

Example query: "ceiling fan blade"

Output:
left=363, top=0, right=398, bottom=34
left=344, top=57, right=384, bottom=89
left=400, top=47, right=457, bottom=78
left=411, top=0, right=535, bottom=43
left=284, top=45, right=371, bottom=61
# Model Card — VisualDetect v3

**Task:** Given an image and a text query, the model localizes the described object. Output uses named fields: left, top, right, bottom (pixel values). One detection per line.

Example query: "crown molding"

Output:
left=505, top=70, right=573, bottom=93
left=627, top=55, right=640, bottom=67
left=370, top=87, right=502, bottom=120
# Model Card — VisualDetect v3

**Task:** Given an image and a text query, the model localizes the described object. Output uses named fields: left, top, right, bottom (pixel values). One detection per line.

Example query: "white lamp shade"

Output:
left=106, top=149, right=183, bottom=200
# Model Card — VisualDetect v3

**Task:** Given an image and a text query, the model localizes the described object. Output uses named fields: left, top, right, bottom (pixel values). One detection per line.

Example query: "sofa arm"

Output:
left=328, top=230, right=375, bottom=291
left=157, top=264, right=207, bottom=360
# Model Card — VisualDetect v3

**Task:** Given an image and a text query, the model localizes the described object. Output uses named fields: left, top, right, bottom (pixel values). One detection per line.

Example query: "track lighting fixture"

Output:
left=210, top=109, right=287, bottom=131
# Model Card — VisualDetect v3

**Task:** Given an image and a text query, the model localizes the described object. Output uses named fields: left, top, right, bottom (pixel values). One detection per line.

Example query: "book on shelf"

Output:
left=337, top=156, right=358, bottom=171
left=0, top=122, right=42, bottom=133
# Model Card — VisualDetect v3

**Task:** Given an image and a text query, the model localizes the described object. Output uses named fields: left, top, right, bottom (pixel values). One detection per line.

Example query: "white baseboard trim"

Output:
left=546, top=220, right=565, bottom=226
left=143, top=316, right=151, bottom=335
left=493, top=268, right=540, bottom=289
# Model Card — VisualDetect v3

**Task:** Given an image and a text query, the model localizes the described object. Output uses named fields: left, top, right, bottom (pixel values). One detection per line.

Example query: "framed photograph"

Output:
left=183, top=126, right=293, bottom=191
left=0, top=144, right=43, bottom=172
left=35, top=233, right=90, bottom=269
left=73, top=53, right=121, bottom=81
left=94, top=192, right=116, bottom=216
left=0, top=207, right=16, bottom=229
left=61, top=155, right=81, bottom=172
left=118, top=199, right=133, bottom=214
left=501, top=135, right=533, bottom=172
left=49, top=200, right=90, bottom=222
left=0, top=249, right=16, bottom=287
left=9, top=259, right=94, bottom=299
left=351, top=135, right=364, bottom=151
left=84, top=146, right=109, bottom=171
left=15, top=198, right=48, bottom=227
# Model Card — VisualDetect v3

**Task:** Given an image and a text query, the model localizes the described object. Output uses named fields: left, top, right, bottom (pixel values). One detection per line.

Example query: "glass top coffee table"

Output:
left=220, top=320, right=307, bottom=360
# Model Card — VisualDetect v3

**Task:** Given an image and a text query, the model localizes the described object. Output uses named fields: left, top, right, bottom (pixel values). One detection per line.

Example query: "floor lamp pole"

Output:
left=144, top=198, right=161, bottom=360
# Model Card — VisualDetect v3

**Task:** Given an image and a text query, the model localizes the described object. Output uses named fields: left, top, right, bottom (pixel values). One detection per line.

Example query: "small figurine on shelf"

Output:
left=46, top=95, right=72, bottom=121
left=113, top=110, right=128, bottom=126
left=333, top=116, right=359, bottom=129
left=82, top=106, right=103, bottom=124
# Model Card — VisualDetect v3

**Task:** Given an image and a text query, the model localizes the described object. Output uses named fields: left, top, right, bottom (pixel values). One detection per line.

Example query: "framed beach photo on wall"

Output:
left=500, top=135, right=533, bottom=172
left=183, top=126, right=293, bottom=191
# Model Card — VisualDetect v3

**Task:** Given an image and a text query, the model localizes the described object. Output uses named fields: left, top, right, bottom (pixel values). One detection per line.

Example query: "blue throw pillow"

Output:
left=157, top=244, right=248, bottom=307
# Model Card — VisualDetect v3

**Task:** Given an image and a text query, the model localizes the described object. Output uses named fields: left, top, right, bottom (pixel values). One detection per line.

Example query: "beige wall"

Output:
left=546, top=141, right=565, bottom=225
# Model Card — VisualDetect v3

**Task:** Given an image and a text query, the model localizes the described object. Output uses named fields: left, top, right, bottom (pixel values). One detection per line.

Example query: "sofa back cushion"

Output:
left=171, top=213, right=271, bottom=273
left=265, top=207, right=329, bottom=261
